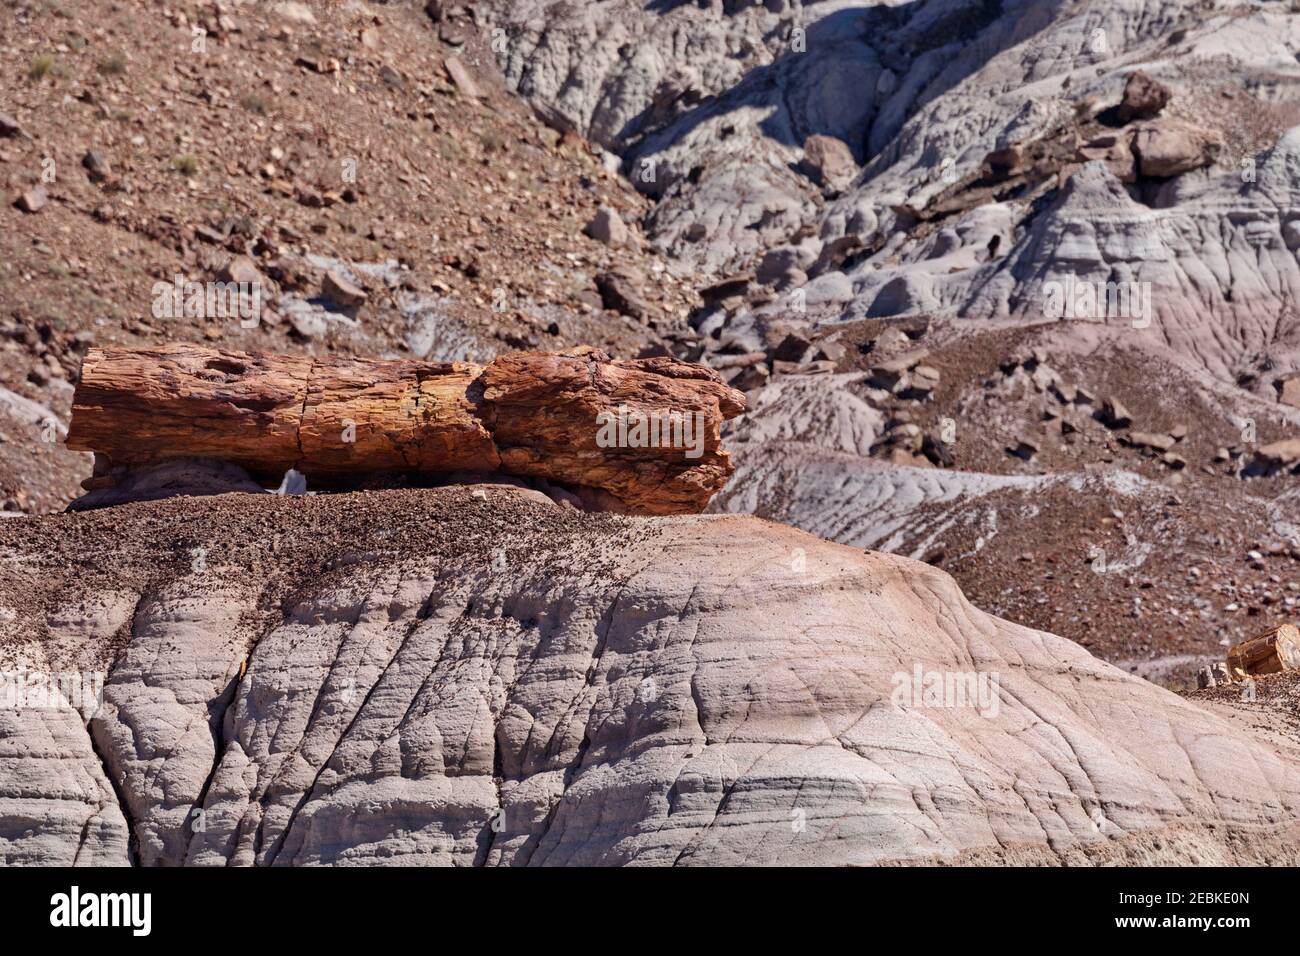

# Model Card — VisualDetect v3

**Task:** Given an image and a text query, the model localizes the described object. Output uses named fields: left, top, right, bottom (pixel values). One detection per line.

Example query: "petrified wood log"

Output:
left=1227, top=623, right=1300, bottom=677
left=67, top=345, right=747, bottom=514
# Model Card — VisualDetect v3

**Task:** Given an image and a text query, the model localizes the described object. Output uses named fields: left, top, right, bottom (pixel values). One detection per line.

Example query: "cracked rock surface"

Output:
left=3, top=487, right=1300, bottom=865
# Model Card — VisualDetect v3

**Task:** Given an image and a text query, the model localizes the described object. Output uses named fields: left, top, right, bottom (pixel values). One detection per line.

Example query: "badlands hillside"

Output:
left=5, top=489, right=1300, bottom=865
left=4, top=0, right=1300, bottom=866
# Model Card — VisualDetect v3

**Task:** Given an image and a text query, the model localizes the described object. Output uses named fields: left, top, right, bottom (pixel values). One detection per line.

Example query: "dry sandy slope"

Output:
left=0, top=0, right=695, bottom=514
left=2, top=486, right=1300, bottom=866
left=711, top=316, right=1300, bottom=682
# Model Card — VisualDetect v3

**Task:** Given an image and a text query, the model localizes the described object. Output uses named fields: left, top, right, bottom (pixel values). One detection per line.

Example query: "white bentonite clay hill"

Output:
left=2, top=488, right=1299, bottom=866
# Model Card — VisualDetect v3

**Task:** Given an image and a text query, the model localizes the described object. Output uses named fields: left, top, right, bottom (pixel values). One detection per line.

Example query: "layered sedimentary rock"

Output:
left=487, top=0, right=1300, bottom=388
left=829, top=145, right=1300, bottom=387
left=66, top=346, right=745, bottom=515
left=2, top=488, right=1300, bottom=866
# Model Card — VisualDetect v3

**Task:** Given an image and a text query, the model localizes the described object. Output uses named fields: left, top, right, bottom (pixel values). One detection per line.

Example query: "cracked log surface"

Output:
left=3, top=487, right=1300, bottom=866
left=66, top=345, right=746, bottom=515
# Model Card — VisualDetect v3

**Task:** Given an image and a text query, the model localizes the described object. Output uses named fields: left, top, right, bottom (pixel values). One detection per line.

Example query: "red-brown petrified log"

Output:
left=66, top=345, right=747, bottom=514
left=1227, top=623, right=1300, bottom=677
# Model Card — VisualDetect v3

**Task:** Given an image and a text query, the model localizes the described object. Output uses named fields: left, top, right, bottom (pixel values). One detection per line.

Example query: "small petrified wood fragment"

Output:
left=1227, top=623, right=1300, bottom=677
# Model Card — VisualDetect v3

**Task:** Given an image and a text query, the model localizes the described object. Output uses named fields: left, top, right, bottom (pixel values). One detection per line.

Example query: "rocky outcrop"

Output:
left=67, top=346, right=746, bottom=515
left=1115, top=70, right=1171, bottom=124
left=485, top=1, right=1292, bottom=271
left=1250, top=438, right=1300, bottom=476
left=485, top=0, right=1300, bottom=395
left=1130, top=119, right=1223, bottom=178
left=483, top=0, right=870, bottom=275
left=4, top=488, right=1300, bottom=866
left=790, top=132, right=1300, bottom=389
left=801, top=134, right=858, bottom=193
